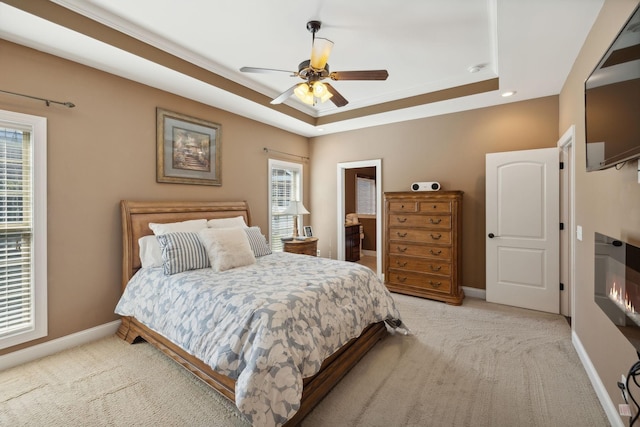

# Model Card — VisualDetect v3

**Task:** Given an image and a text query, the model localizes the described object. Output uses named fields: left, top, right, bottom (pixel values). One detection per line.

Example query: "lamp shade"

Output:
left=310, top=37, right=334, bottom=69
left=294, top=83, right=315, bottom=105
left=282, top=200, right=310, bottom=216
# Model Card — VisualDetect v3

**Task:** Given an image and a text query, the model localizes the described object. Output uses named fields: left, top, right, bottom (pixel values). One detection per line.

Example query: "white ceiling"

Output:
left=0, top=0, right=604, bottom=137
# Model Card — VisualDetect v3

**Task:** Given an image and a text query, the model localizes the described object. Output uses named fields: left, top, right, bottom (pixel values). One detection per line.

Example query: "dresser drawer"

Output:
left=387, top=214, right=451, bottom=229
left=388, top=255, right=451, bottom=276
left=419, top=201, right=451, bottom=213
left=388, top=228, right=451, bottom=244
left=388, top=200, right=417, bottom=212
left=388, top=243, right=452, bottom=260
left=387, top=269, right=452, bottom=293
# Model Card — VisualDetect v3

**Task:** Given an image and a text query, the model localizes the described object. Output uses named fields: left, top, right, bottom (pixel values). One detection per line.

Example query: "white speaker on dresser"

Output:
left=411, top=182, right=441, bottom=192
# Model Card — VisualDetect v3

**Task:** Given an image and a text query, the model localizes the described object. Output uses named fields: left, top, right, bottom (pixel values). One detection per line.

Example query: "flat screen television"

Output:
left=585, top=5, right=640, bottom=171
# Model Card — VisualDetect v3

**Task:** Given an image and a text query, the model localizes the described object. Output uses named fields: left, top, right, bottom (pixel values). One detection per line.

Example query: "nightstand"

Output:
left=282, top=237, right=318, bottom=256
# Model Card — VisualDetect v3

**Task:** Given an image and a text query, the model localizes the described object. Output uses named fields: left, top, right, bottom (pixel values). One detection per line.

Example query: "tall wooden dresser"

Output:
left=384, top=191, right=464, bottom=305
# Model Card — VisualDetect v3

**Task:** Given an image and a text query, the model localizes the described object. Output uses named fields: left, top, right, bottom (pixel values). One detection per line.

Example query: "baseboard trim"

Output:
left=462, top=286, right=486, bottom=300
left=0, top=320, right=121, bottom=371
left=572, top=330, right=624, bottom=427
left=361, top=249, right=376, bottom=257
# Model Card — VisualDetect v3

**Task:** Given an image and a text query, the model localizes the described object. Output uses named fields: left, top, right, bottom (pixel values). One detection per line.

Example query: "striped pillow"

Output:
left=244, top=227, right=272, bottom=257
left=156, top=232, right=209, bottom=275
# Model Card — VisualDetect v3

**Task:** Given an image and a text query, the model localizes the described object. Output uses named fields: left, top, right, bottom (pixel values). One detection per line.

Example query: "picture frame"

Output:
left=156, top=108, right=221, bottom=185
left=303, top=226, right=313, bottom=238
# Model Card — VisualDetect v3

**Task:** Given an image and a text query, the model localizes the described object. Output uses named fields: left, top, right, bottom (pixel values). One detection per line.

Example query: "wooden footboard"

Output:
left=117, top=316, right=388, bottom=425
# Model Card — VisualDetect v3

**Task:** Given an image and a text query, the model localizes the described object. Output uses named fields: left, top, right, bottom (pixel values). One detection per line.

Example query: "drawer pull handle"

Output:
left=429, top=218, right=442, bottom=224
left=397, top=246, right=408, bottom=253
left=429, top=249, right=442, bottom=256
left=433, top=205, right=437, bottom=209
left=397, top=232, right=408, bottom=238
left=400, top=204, right=405, bottom=209
left=397, top=276, right=407, bottom=283
left=430, top=265, right=442, bottom=272
left=430, top=233, right=442, bottom=240
left=396, top=261, right=407, bottom=267
left=429, top=280, right=442, bottom=288
left=397, top=217, right=407, bottom=223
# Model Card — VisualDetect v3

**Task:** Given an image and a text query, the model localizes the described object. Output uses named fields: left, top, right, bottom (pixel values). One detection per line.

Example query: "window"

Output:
left=356, top=175, right=376, bottom=216
left=0, top=110, right=47, bottom=350
left=268, top=159, right=303, bottom=252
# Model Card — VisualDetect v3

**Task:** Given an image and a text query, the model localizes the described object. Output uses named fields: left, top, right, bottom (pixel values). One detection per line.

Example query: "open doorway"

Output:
left=336, top=159, right=383, bottom=278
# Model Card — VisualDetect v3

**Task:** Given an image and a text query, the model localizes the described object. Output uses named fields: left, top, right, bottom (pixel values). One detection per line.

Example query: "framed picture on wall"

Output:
left=156, top=108, right=222, bottom=185
left=303, top=226, right=313, bottom=238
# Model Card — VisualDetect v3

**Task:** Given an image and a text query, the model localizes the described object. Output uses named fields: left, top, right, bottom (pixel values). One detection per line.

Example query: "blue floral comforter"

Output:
left=115, top=252, right=402, bottom=426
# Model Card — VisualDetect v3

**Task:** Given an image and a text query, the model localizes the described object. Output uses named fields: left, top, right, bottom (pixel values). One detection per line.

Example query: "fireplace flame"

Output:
left=609, top=282, right=636, bottom=314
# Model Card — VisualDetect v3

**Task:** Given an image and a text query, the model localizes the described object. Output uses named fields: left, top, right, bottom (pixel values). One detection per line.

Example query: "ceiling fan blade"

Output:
left=330, top=70, right=389, bottom=81
left=310, top=37, right=334, bottom=69
left=240, top=66, right=297, bottom=76
left=324, top=83, right=348, bottom=107
left=270, top=84, right=299, bottom=105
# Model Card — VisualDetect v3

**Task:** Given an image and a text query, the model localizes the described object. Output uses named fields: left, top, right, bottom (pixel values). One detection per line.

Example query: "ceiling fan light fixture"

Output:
left=294, top=83, right=315, bottom=105
left=294, top=82, right=333, bottom=106
left=310, top=37, right=334, bottom=69
left=312, top=81, right=332, bottom=102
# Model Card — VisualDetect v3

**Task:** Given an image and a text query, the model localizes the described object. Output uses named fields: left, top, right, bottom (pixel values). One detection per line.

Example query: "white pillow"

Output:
left=149, top=219, right=207, bottom=236
left=207, top=216, right=247, bottom=229
left=198, top=227, right=256, bottom=272
left=138, top=235, right=163, bottom=268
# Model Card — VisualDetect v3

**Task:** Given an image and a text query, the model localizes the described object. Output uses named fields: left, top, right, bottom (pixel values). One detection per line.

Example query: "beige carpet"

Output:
left=0, top=295, right=609, bottom=426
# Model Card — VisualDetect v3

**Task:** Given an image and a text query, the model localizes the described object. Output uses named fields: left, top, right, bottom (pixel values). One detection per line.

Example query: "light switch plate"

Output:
left=577, top=225, right=583, bottom=241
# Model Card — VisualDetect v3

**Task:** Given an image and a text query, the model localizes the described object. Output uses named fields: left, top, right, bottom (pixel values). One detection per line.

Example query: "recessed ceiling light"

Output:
left=501, top=91, right=517, bottom=97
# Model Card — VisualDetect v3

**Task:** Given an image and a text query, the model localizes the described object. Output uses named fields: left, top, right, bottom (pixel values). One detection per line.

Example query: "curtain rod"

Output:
left=0, top=89, right=75, bottom=108
left=263, top=147, right=309, bottom=161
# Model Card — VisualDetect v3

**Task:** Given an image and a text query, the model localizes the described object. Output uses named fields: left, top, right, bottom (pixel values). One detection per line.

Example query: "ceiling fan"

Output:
left=240, top=21, right=389, bottom=108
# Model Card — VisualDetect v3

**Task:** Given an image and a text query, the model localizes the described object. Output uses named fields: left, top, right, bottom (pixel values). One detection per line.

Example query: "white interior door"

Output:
left=486, top=148, right=559, bottom=313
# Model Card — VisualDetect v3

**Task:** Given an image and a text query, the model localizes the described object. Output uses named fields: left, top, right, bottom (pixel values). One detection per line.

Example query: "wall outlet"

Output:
left=316, top=249, right=321, bottom=257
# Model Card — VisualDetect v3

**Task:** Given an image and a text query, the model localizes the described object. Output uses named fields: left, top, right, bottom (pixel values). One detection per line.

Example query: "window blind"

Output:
left=269, top=161, right=302, bottom=252
left=356, top=176, right=376, bottom=215
left=0, top=127, right=34, bottom=339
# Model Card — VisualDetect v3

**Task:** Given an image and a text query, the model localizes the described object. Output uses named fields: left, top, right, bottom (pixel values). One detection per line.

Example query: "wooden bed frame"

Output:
left=116, top=200, right=389, bottom=425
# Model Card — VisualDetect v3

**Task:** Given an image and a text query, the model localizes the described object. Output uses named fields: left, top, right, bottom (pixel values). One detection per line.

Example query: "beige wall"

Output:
left=309, top=97, right=559, bottom=289
left=0, top=40, right=308, bottom=355
left=559, top=0, right=640, bottom=410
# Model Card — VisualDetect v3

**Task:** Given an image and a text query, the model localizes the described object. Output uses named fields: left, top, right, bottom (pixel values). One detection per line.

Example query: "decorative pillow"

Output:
left=156, top=232, right=209, bottom=275
left=138, top=235, right=163, bottom=268
left=207, top=216, right=247, bottom=229
left=244, top=226, right=272, bottom=257
left=149, top=219, right=207, bottom=236
left=198, top=227, right=256, bottom=272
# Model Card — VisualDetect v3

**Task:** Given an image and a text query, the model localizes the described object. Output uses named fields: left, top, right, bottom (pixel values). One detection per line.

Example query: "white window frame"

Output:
left=0, top=110, right=47, bottom=350
left=268, top=159, right=303, bottom=252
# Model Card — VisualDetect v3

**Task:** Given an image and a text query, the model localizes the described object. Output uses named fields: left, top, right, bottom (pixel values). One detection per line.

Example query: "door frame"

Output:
left=337, top=159, right=383, bottom=278
left=558, top=125, right=576, bottom=319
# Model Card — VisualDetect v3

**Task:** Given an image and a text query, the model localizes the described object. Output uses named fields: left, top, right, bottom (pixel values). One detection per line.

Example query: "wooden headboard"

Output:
left=120, top=200, right=251, bottom=291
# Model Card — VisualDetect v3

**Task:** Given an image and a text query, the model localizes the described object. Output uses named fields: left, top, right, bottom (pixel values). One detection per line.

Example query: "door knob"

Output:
left=488, top=233, right=495, bottom=238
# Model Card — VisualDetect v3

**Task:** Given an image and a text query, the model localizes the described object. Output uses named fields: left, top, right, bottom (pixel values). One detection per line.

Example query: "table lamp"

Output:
left=282, top=200, right=310, bottom=240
